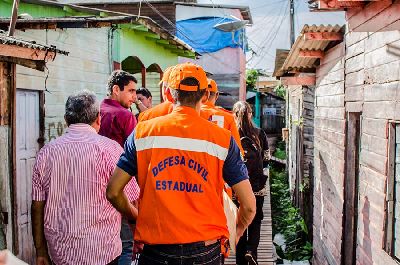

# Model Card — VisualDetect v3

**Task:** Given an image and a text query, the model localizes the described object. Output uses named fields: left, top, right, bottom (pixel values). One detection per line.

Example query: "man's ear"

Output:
left=165, top=87, right=174, bottom=102
left=112, top=85, right=120, bottom=96
left=201, top=90, right=210, bottom=104
left=95, top=113, right=101, bottom=127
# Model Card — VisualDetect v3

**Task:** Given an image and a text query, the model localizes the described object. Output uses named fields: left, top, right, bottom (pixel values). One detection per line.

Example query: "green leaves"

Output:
left=274, top=84, right=286, bottom=99
left=246, top=69, right=259, bottom=90
left=273, top=140, right=286, bottom=160
left=270, top=166, right=312, bottom=262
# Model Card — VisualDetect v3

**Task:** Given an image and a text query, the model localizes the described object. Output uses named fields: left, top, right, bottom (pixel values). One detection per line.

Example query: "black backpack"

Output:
left=240, top=136, right=267, bottom=192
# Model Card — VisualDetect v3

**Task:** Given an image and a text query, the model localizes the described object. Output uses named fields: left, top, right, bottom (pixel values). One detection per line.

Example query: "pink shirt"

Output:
left=32, top=124, right=140, bottom=265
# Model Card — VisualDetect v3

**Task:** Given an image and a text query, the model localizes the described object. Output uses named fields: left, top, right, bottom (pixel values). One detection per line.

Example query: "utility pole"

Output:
left=8, top=0, right=20, bottom=36
left=289, top=0, right=295, bottom=47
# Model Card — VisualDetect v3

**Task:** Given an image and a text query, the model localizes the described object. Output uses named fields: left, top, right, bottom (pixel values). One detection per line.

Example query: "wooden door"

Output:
left=15, top=90, right=39, bottom=263
left=342, top=112, right=361, bottom=265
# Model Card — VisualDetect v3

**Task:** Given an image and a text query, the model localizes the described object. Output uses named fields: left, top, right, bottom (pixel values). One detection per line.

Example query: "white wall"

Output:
left=15, top=28, right=111, bottom=142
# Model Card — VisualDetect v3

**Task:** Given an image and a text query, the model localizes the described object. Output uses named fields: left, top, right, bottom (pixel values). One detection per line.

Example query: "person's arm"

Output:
left=232, top=180, right=256, bottom=241
left=31, top=150, right=51, bottom=265
left=106, top=131, right=139, bottom=221
left=223, top=137, right=256, bottom=240
left=106, top=167, right=138, bottom=220
left=31, top=201, right=51, bottom=265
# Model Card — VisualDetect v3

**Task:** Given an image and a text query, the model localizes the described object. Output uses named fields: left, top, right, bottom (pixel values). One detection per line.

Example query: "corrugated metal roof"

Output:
left=15, top=0, right=196, bottom=55
left=0, top=30, right=68, bottom=55
left=57, top=0, right=252, bottom=24
left=275, top=24, right=344, bottom=77
left=273, top=49, right=289, bottom=77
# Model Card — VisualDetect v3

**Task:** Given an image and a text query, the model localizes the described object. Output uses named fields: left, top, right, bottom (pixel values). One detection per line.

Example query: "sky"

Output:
left=198, top=0, right=346, bottom=72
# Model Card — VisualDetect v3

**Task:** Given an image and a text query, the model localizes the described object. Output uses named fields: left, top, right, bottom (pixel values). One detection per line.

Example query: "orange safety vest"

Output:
left=138, top=100, right=173, bottom=122
left=134, top=106, right=230, bottom=244
left=200, top=102, right=243, bottom=154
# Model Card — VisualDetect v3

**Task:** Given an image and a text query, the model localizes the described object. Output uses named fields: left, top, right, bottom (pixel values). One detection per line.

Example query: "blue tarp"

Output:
left=176, top=17, right=246, bottom=54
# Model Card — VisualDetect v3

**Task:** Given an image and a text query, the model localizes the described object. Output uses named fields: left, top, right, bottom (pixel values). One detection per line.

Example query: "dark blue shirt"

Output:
left=117, top=131, right=248, bottom=186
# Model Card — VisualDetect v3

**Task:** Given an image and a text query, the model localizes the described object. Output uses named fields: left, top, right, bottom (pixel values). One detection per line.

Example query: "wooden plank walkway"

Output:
left=225, top=181, right=275, bottom=265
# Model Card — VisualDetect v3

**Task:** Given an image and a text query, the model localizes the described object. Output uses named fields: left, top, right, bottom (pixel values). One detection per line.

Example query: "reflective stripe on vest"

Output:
left=135, top=136, right=229, bottom=161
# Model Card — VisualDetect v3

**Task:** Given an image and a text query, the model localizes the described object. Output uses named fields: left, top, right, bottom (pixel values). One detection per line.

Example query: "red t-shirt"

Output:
left=99, top=99, right=137, bottom=147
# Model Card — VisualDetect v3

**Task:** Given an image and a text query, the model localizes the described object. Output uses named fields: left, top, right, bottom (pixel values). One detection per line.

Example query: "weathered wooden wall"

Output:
left=15, top=28, right=110, bottom=143
left=0, top=62, right=13, bottom=250
left=287, top=85, right=303, bottom=195
left=260, top=95, right=285, bottom=134
left=303, top=86, right=315, bottom=188
left=345, top=22, right=400, bottom=265
left=313, top=42, right=346, bottom=265
left=313, top=3, right=400, bottom=264
left=286, top=84, right=314, bottom=233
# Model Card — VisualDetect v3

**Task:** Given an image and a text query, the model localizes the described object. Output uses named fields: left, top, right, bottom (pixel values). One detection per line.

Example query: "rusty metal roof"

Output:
left=0, top=30, right=69, bottom=56
left=275, top=24, right=344, bottom=77
left=11, top=0, right=196, bottom=55
left=272, top=49, right=289, bottom=77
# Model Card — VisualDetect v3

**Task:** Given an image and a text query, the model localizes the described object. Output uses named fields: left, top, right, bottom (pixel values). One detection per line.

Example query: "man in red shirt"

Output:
left=99, top=70, right=140, bottom=265
left=99, top=70, right=138, bottom=147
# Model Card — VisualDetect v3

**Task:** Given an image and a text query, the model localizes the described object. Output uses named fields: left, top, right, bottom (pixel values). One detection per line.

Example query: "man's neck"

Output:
left=205, top=100, right=215, bottom=107
left=173, top=102, right=201, bottom=114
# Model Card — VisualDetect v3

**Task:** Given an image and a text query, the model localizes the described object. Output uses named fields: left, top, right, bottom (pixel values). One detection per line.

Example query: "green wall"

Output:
left=0, top=0, right=90, bottom=18
left=118, top=28, right=178, bottom=71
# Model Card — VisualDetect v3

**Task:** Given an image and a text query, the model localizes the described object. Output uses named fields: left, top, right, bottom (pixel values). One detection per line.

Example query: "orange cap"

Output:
left=161, top=66, right=175, bottom=83
left=207, top=79, right=218, bottom=92
left=167, top=63, right=208, bottom=91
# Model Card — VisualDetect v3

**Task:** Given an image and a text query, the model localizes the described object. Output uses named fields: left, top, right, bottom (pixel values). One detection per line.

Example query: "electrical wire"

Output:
left=253, top=3, right=290, bottom=68
left=247, top=1, right=287, bottom=39
left=248, top=0, right=289, bottom=65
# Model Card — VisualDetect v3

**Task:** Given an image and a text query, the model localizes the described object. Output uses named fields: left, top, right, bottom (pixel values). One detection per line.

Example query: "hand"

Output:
left=36, top=256, right=51, bottom=265
left=36, top=248, right=51, bottom=265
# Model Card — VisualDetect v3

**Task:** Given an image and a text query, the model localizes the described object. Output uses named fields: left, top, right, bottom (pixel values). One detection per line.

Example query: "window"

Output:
left=385, top=123, right=400, bottom=260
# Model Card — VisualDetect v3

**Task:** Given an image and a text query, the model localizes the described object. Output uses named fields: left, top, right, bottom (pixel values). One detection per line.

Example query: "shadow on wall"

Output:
left=315, top=152, right=342, bottom=265
left=361, top=196, right=372, bottom=264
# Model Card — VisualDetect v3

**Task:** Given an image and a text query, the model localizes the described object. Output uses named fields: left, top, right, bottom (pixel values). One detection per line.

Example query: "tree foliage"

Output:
left=246, top=69, right=259, bottom=90
left=274, top=84, right=286, bottom=99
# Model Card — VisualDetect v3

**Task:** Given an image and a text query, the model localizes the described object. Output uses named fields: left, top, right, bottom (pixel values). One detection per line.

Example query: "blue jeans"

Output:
left=139, top=241, right=224, bottom=265
left=119, top=219, right=134, bottom=265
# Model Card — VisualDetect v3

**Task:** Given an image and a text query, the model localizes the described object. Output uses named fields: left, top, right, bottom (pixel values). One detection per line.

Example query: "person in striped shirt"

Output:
left=31, top=91, right=139, bottom=265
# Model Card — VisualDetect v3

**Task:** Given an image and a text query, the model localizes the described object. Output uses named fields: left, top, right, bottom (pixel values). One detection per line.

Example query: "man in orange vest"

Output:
left=137, top=66, right=174, bottom=122
left=200, top=79, right=243, bottom=153
left=106, top=63, right=256, bottom=265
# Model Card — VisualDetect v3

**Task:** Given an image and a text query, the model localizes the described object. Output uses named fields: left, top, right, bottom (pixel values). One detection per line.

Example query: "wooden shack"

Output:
left=0, top=31, right=66, bottom=263
left=274, top=25, right=345, bottom=236
left=277, top=1, right=400, bottom=264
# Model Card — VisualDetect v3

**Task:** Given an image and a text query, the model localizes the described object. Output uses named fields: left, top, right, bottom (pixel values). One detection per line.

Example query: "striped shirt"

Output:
left=32, top=124, right=140, bottom=265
